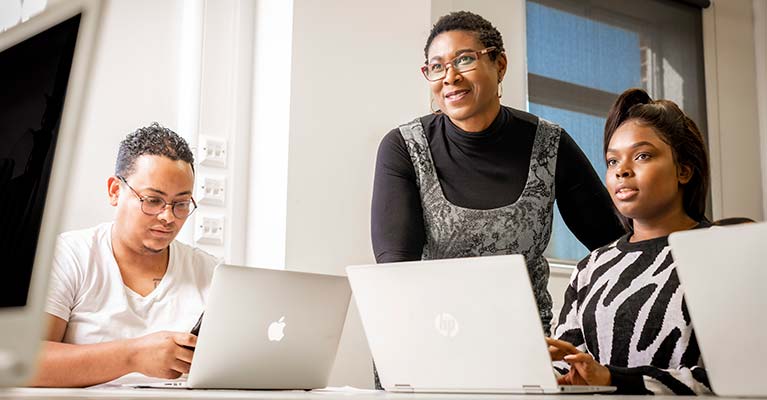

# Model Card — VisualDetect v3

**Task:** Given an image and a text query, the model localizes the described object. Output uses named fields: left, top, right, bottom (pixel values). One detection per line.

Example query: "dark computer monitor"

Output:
left=0, top=0, right=100, bottom=385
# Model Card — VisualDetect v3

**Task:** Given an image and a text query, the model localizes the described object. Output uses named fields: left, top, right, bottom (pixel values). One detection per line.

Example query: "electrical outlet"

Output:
left=198, top=175, right=226, bottom=205
left=198, top=136, right=227, bottom=167
left=195, top=214, right=224, bottom=245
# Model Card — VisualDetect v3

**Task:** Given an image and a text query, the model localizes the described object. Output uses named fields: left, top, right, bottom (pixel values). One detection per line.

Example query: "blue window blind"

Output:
left=529, top=103, right=608, bottom=261
left=527, top=2, right=641, bottom=94
left=526, top=0, right=707, bottom=262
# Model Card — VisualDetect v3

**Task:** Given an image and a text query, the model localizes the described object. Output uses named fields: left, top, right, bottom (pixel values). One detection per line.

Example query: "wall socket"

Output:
left=198, top=175, right=226, bottom=205
left=195, top=214, right=224, bottom=245
left=198, top=136, right=227, bottom=167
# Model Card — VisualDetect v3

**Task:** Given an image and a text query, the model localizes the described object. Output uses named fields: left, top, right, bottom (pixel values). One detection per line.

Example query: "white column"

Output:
left=175, top=0, right=204, bottom=246
left=193, top=0, right=256, bottom=263
left=245, top=0, right=294, bottom=269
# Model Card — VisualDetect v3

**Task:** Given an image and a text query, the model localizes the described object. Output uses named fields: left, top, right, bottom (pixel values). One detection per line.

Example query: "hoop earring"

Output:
left=430, top=97, right=442, bottom=114
left=497, top=81, right=503, bottom=98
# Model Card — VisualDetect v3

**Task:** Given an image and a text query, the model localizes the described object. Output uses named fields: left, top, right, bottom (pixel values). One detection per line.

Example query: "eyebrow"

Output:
left=428, top=48, right=478, bottom=63
left=606, top=141, right=658, bottom=154
left=144, top=187, right=193, bottom=197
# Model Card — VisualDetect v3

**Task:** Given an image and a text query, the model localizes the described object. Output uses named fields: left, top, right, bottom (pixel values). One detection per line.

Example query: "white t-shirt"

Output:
left=46, top=222, right=219, bottom=344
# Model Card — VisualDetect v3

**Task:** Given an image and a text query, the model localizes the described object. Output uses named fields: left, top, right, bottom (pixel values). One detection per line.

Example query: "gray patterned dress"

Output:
left=398, top=116, right=561, bottom=334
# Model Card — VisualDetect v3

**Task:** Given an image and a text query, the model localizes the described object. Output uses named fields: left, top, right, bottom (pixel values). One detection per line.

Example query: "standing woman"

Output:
left=371, top=11, right=623, bottom=334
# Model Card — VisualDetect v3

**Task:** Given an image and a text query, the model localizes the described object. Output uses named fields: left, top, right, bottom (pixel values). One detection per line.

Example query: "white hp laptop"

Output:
left=136, top=264, right=351, bottom=389
left=347, top=255, right=615, bottom=394
left=669, top=221, right=767, bottom=397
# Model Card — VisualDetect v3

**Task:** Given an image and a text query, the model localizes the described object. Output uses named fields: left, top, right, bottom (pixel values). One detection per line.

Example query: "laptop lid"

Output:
left=347, top=255, right=561, bottom=393
left=0, top=0, right=101, bottom=386
left=669, top=222, right=767, bottom=397
left=187, top=265, right=351, bottom=390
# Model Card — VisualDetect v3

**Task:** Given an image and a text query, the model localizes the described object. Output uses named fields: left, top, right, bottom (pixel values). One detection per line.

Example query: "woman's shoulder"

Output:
left=504, top=106, right=539, bottom=128
left=504, top=106, right=565, bottom=143
left=379, top=127, right=408, bottom=159
left=383, top=113, right=434, bottom=138
left=575, top=233, right=629, bottom=272
left=376, top=122, right=421, bottom=169
left=380, top=113, right=441, bottom=149
left=390, top=113, right=439, bottom=131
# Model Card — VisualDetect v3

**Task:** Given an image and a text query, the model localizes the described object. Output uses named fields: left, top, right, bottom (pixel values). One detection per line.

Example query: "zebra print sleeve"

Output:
left=552, top=258, right=589, bottom=374
left=553, top=255, right=588, bottom=347
left=608, top=364, right=712, bottom=395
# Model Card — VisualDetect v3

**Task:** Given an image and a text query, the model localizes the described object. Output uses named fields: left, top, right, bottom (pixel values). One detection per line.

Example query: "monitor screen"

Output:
left=0, top=15, right=80, bottom=308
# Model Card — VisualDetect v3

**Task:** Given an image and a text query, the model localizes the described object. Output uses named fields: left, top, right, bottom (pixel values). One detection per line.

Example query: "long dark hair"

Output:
left=604, top=88, right=710, bottom=229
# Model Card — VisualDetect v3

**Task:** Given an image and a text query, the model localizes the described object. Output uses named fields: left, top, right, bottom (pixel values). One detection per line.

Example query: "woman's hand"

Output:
left=546, top=337, right=611, bottom=386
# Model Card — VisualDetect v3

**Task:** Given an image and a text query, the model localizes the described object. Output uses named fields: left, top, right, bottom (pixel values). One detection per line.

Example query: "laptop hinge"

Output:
left=393, top=384, right=414, bottom=393
left=523, top=385, right=544, bottom=394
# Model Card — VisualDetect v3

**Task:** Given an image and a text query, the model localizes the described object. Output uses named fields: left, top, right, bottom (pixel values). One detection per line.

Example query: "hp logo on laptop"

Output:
left=434, top=312, right=459, bottom=337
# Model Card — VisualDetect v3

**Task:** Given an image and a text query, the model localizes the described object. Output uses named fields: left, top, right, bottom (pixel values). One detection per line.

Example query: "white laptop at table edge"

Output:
left=346, top=255, right=615, bottom=395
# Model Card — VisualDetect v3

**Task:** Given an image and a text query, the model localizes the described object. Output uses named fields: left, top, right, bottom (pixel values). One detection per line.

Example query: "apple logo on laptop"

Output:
left=434, top=312, right=459, bottom=337
left=268, top=316, right=286, bottom=341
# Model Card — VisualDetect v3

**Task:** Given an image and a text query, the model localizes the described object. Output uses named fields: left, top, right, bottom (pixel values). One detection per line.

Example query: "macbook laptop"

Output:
left=669, top=221, right=767, bottom=397
left=134, top=264, right=351, bottom=389
left=347, top=255, right=615, bottom=394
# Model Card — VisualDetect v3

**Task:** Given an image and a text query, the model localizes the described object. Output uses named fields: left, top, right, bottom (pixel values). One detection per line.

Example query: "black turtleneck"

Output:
left=371, top=106, right=624, bottom=263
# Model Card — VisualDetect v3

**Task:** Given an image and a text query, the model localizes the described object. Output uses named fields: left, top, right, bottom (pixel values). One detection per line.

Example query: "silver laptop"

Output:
left=669, top=221, right=767, bottom=398
left=137, top=264, right=351, bottom=390
left=347, top=255, right=615, bottom=394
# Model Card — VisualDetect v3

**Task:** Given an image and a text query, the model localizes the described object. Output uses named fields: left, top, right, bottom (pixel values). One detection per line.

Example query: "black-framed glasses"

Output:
left=421, top=47, right=497, bottom=82
left=116, top=175, right=197, bottom=219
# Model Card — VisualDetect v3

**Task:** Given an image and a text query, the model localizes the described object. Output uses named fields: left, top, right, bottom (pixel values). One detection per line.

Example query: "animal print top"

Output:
left=553, top=225, right=713, bottom=395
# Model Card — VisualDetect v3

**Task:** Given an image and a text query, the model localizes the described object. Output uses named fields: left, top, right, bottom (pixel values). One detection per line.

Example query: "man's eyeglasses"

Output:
left=421, top=47, right=497, bottom=82
left=116, top=175, right=197, bottom=219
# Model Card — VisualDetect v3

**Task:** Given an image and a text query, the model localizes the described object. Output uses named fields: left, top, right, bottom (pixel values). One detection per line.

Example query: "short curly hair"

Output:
left=115, top=122, right=195, bottom=177
left=424, top=11, right=505, bottom=62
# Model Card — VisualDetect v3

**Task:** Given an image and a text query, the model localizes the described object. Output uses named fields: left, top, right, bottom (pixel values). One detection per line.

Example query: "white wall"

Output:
left=62, top=0, right=182, bottom=232
left=703, top=0, right=764, bottom=222
left=283, top=1, right=431, bottom=388
left=284, top=1, right=430, bottom=277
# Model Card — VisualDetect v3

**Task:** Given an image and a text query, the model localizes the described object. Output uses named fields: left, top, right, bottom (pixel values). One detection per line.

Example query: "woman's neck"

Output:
left=630, top=207, right=698, bottom=242
left=448, top=101, right=501, bottom=133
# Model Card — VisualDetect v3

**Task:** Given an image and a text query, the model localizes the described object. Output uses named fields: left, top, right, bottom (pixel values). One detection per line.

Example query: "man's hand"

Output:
left=128, top=331, right=197, bottom=379
left=546, top=337, right=611, bottom=386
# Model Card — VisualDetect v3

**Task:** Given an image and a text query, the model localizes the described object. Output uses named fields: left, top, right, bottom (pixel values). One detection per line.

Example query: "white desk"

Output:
left=1, top=388, right=764, bottom=400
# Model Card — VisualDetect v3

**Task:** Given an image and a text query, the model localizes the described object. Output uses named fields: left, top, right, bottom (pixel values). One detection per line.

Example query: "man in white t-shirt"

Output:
left=29, top=123, right=218, bottom=387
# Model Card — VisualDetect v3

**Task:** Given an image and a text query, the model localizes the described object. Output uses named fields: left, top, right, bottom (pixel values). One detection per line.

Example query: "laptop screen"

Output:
left=0, top=15, right=80, bottom=308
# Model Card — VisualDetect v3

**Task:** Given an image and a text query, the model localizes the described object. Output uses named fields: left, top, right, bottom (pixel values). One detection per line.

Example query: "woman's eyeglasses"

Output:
left=421, top=47, right=497, bottom=81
